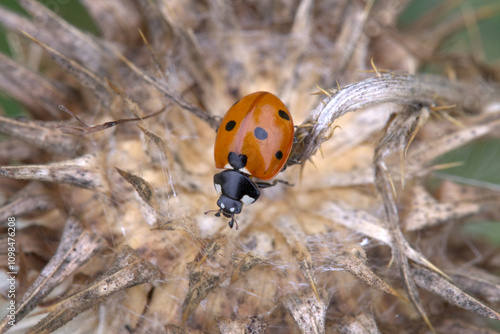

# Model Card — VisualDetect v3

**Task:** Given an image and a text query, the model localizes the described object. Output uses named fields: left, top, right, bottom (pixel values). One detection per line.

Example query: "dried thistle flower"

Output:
left=0, top=1, right=499, bottom=333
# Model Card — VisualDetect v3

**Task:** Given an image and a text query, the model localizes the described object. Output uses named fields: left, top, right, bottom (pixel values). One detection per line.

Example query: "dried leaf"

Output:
left=182, top=237, right=232, bottom=321
left=323, top=105, right=395, bottom=158
left=0, top=140, right=42, bottom=162
left=116, top=167, right=160, bottom=212
left=136, top=0, right=176, bottom=50
left=336, top=312, right=381, bottom=334
left=403, top=185, right=484, bottom=231
left=0, top=217, right=105, bottom=333
left=332, top=247, right=403, bottom=299
left=28, top=245, right=161, bottom=334
left=230, top=252, right=265, bottom=283
left=436, top=319, right=500, bottom=334
left=276, top=217, right=320, bottom=301
left=0, top=1, right=499, bottom=332
left=449, top=267, right=500, bottom=304
left=410, top=118, right=500, bottom=164
left=0, top=53, right=74, bottom=118
left=412, top=265, right=500, bottom=320
left=320, top=202, right=391, bottom=244
left=0, top=115, right=83, bottom=156
left=106, top=79, right=148, bottom=119
left=113, top=48, right=219, bottom=130
left=108, top=284, right=151, bottom=332
left=0, top=182, right=55, bottom=223
left=21, top=31, right=114, bottom=107
left=164, top=324, right=208, bottom=334
left=80, top=0, right=141, bottom=44
left=58, top=105, right=165, bottom=136
left=320, top=202, right=446, bottom=276
left=0, top=154, right=111, bottom=194
left=182, top=265, right=227, bottom=322
left=217, top=315, right=268, bottom=334
left=282, top=290, right=330, bottom=334
left=19, top=0, right=113, bottom=74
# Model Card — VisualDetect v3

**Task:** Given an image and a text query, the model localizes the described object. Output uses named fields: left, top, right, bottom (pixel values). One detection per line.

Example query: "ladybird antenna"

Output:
left=204, top=209, right=222, bottom=217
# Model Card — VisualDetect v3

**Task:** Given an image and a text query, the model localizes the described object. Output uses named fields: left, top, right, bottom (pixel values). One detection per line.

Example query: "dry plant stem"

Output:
left=116, top=168, right=160, bottom=214
left=320, top=202, right=445, bottom=273
left=449, top=267, right=500, bottom=304
left=0, top=53, right=73, bottom=118
left=330, top=247, right=403, bottom=299
left=333, top=0, right=373, bottom=77
left=0, top=182, right=55, bottom=224
left=403, top=184, right=487, bottom=232
left=21, top=31, right=114, bottom=108
left=276, top=217, right=321, bottom=302
left=114, top=50, right=219, bottom=130
left=0, top=217, right=105, bottom=334
left=0, top=115, right=82, bottom=156
left=0, top=154, right=111, bottom=194
left=290, top=73, right=475, bottom=164
left=371, top=104, right=500, bottom=326
left=27, top=245, right=162, bottom=334
left=18, top=0, right=114, bottom=74
left=373, top=105, right=434, bottom=331
left=412, top=265, right=500, bottom=320
left=79, top=0, right=141, bottom=44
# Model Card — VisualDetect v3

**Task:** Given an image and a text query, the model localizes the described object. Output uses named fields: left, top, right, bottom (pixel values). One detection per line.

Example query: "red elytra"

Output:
left=208, top=91, right=294, bottom=229
left=214, top=91, right=294, bottom=180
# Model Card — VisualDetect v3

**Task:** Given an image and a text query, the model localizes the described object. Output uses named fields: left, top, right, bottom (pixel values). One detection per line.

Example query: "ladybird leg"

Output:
left=204, top=208, right=222, bottom=217
left=275, top=179, right=294, bottom=187
left=255, top=179, right=294, bottom=188
left=285, top=158, right=302, bottom=167
left=281, top=159, right=302, bottom=171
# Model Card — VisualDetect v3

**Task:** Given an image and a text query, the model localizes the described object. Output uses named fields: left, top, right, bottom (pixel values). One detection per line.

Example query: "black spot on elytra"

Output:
left=225, top=120, right=236, bottom=131
left=254, top=127, right=268, bottom=140
left=275, top=150, right=283, bottom=160
left=278, top=109, right=290, bottom=121
left=228, top=152, right=247, bottom=169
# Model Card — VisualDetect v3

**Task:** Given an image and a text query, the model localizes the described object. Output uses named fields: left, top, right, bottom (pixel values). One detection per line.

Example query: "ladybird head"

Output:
left=217, top=194, right=243, bottom=216
left=217, top=195, right=241, bottom=229
left=204, top=194, right=241, bottom=229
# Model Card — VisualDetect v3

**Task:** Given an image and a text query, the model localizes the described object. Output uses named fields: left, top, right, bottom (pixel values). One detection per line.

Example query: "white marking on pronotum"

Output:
left=220, top=203, right=225, bottom=209
left=241, top=195, right=256, bottom=205
left=230, top=208, right=235, bottom=212
left=214, top=183, right=222, bottom=194
left=224, top=164, right=251, bottom=176
left=239, top=167, right=251, bottom=175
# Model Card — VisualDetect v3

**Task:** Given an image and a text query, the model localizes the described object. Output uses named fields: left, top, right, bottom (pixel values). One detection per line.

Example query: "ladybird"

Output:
left=209, top=91, right=294, bottom=229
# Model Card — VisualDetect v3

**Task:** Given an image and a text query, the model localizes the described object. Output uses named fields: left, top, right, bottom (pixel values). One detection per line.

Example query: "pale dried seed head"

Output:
left=0, top=1, right=499, bottom=333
